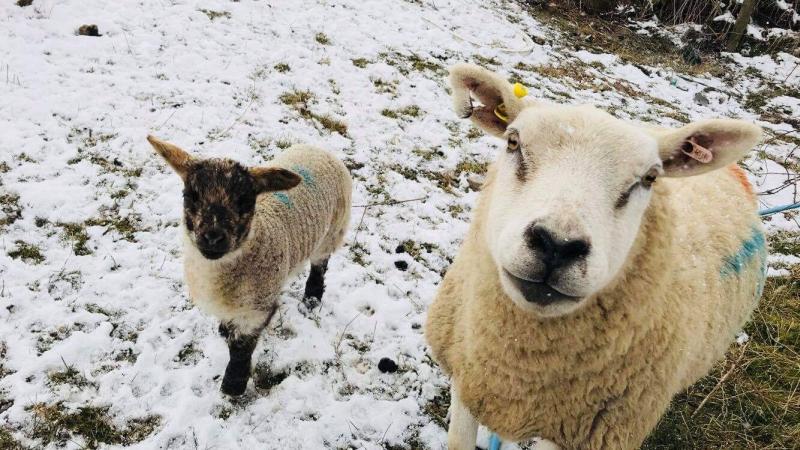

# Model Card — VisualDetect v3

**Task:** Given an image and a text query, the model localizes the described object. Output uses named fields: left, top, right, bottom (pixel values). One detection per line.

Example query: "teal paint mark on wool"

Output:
left=292, top=165, right=316, bottom=188
left=273, top=192, right=292, bottom=209
left=721, top=227, right=767, bottom=278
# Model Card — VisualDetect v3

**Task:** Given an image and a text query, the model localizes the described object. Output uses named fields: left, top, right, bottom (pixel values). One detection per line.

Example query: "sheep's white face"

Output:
left=449, top=64, right=760, bottom=318
left=485, top=106, right=662, bottom=317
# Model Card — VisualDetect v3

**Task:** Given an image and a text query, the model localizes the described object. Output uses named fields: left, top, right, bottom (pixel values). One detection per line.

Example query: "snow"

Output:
left=0, top=0, right=798, bottom=449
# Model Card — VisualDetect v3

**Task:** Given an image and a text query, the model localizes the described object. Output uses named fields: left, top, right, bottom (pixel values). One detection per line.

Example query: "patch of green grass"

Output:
left=352, top=58, right=370, bottom=68
left=85, top=209, right=142, bottom=242
left=0, top=192, right=22, bottom=227
left=422, top=387, right=450, bottom=430
left=200, top=9, right=231, bottom=20
left=0, top=427, right=24, bottom=450
left=743, top=83, right=800, bottom=112
left=397, top=240, right=439, bottom=263
left=381, top=105, right=421, bottom=120
left=273, top=62, right=290, bottom=73
left=466, top=127, right=482, bottom=139
left=315, top=114, right=348, bottom=136
left=48, top=363, right=96, bottom=389
left=8, top=240, right=44, bottom=264
left=275, top=139, right=294, bottom=149
left=455, top=159, right=489, bottom=176
left=57, top=222, right=92, bottom=256
left=473, top=54, right=501, bottom=67
left=643, top=274, right=800, bottom=449
left=315, top=32, right=330, bottom=45
left=279, top=90, right=348, bottom=136
left=372, top=78, right=398, bottom=96
left=253, top=363, right=290, bottom=392
left=175, top=342, right=202, bottom=365
left=27, top=402, right=160, bottom=449
left=768, top=230, right=800, bottom=256
left=379, top=51, right=446, bottom=77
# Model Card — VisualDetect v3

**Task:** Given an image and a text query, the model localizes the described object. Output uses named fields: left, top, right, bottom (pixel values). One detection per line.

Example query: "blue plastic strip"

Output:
left=489, top=432, right=502, bottom=450
left=759, top=202, right=800, bottom=216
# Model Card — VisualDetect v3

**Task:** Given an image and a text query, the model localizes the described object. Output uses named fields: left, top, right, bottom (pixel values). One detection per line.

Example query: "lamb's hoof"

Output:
left=302, top=295, right=322, bottom=310
left=220, top=377, right=248, bottom=396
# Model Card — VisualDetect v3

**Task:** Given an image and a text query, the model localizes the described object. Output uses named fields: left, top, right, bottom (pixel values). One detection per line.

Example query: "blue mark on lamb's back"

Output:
left=272, top=192, right=293, bottom=209
left=721, top=226, right=767, bottom=290
left=292, top=165, right=316, bottom=188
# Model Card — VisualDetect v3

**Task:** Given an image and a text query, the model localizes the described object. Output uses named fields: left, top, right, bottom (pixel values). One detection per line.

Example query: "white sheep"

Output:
left=425, top=64, right=766, bottom=449
left=148, top=136, right=351, bottom=396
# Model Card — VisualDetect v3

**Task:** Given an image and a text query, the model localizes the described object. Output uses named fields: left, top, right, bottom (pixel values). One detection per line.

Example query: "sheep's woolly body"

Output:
left=183, top=145, right=351, bottom=334
left=425, top=164, right=766, bottom=449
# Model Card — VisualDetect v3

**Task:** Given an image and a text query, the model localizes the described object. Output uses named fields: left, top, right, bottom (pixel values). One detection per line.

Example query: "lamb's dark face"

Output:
left=147, top=135, right=302, bottom=261
left=183, top=160, right=257, bottom=260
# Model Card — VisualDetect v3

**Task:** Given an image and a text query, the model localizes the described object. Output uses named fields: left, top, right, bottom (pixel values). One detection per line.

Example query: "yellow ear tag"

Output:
left=494, top=82, right=528, bottom=123
left=513, top=82, right=528, bottom=98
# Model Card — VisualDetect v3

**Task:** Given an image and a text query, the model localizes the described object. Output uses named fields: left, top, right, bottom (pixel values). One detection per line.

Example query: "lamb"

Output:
left=147, top=135, right=351, bottom=396
left=424, top=64, right=766, bottom=449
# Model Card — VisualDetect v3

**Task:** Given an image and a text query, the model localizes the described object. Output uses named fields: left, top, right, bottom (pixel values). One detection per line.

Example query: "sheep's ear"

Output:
left=147, top=135, right=194, bottom=180
left=249, top=167, right=302, bottom=193
left=652, top=119, right=761, bottom=177
left=449, top=63, right=526, bottom=137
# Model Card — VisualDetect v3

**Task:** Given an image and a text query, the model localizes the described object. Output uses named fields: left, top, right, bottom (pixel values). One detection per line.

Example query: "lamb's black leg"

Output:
left=219, top=326, right=259, bottom=396
left=303, top=258, right=329, bottom=308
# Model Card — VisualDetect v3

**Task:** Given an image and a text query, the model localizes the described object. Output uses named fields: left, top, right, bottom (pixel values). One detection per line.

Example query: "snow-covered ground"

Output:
left=0, top=1, right=797, bottom=449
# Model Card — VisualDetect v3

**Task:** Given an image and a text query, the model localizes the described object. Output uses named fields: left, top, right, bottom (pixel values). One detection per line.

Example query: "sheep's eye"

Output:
left=507, top=133, right=520, bottom=152
left=642, top=168, right=659, bottom=188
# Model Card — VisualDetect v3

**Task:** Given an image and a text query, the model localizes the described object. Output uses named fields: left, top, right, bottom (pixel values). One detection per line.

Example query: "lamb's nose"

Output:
left=525, top=224, right=590, bottom=271
left=203, top=229, right=225, bottom=246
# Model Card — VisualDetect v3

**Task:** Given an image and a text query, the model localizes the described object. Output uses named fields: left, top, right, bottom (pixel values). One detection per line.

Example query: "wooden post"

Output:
left=726, top=0, right=758, bottom=52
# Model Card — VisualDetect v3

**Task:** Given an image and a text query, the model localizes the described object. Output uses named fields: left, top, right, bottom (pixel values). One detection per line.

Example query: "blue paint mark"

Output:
left=721, top=226, right=767, bottom=279
left=272, top=192, right=292, bottom=209
left=291, top=165, right=316, bottom=188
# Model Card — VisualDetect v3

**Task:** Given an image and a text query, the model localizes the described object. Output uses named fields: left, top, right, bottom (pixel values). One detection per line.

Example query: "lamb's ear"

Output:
left=147, top=135, right=194, bottom=180
left=249, top=167, right=302, bottom=193
left=653, top=119, right=762, bottom=177
left=449, top=63, right=526, bottom=137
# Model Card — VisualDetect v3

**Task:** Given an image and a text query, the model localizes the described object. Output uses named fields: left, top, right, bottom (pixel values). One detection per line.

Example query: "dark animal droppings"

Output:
left=395, top=244, right=406, bottom=254
left=378, top=357, right=398, bottom=373
left=78, top=25, right=101, bottom=37
left=394, top=260, right=408, bottom=271
left=17, top=0, right=33, bottom=7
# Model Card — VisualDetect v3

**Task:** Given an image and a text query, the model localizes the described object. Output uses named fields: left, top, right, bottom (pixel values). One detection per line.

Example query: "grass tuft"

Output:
left=27, top=402, right=160, bottom=449
left=0, top=192, right=22, bottom=227
left=200, top=9, right=231, bottom=20
left=315, top=32, right=330, bottom=45
left=381, top=105, right=421, bottom=120
left=644, top=274, right=800, bottom=449
left=279, top=90, right=348, bottom=136
left=7, top=240, right=44, bottom=264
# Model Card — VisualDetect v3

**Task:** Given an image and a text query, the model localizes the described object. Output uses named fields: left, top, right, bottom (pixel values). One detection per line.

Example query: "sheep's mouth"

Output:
left=502, top=269, right=581, bottom=306
left=199, top=248, right=227, bottom=260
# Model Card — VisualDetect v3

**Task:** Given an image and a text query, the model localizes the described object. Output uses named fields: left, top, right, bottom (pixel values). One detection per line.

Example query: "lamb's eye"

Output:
left=507, top=132, right=520, bottom=152
left=184, top=189, right=199, bottom=207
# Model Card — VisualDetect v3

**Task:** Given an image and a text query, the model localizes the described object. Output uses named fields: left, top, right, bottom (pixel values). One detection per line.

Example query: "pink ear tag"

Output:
left=683, top=137, right=713, bottom=163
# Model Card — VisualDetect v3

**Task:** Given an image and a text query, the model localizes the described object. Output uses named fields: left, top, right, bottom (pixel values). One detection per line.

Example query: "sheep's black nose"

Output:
left=202, top=229, right=225, bottom=246
left=525, top=224, right=590, bottom=271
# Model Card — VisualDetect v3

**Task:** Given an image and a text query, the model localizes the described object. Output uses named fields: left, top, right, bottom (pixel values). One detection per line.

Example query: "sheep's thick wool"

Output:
left=183, top=145, right=351, bottom=334
left=425, top=164, right=766, bottom=449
